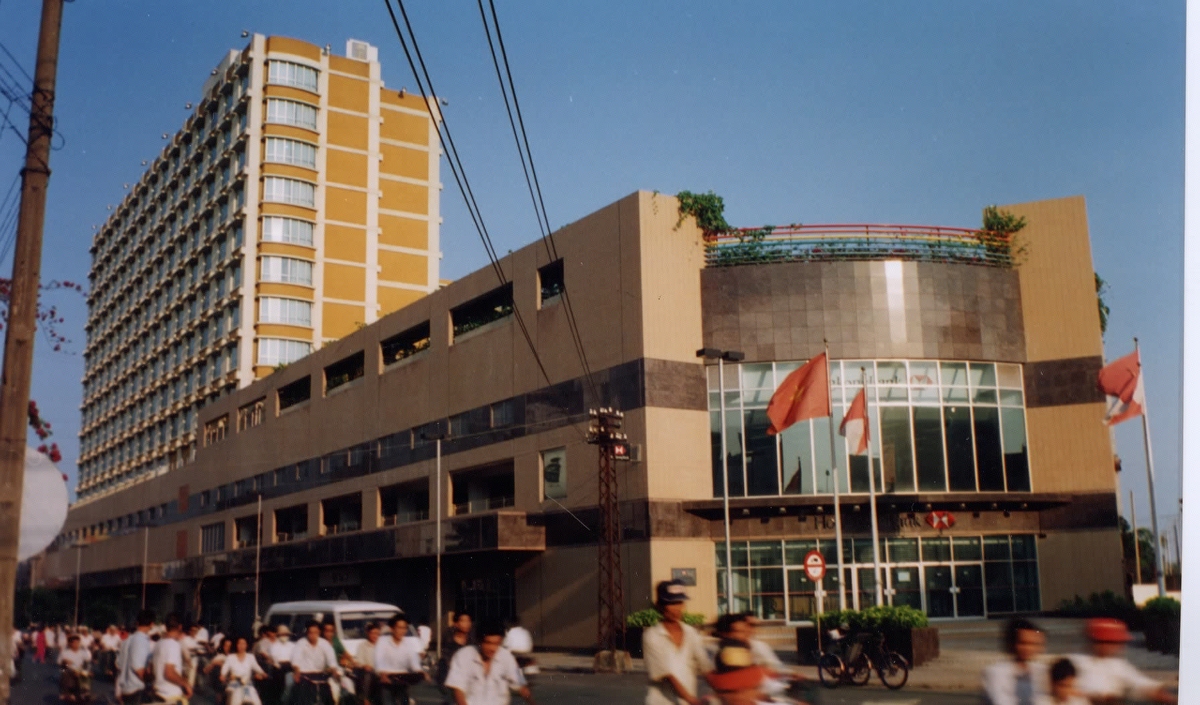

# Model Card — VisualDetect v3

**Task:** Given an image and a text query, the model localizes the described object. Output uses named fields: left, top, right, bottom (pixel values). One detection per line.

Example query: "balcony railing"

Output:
left=704, top=224, right=1016, bottom=268
left=453, top=496, right=515, bottom=516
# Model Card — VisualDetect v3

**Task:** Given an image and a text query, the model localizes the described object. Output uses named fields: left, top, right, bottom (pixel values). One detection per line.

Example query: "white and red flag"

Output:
left=839, top=385, right=870, bottom=455
left=1097, top=350, right=1145, bottom=426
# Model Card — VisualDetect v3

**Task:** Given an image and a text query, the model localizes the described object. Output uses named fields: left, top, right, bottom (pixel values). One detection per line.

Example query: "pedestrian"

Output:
left=643, top=579, right=712, bottom=705
left=443, top=619, right=535, bottom=705
left=375, top=614, right=425, bottom=705
left=34, top=624, right=45, bottom=664
left=220, top=636, right=267, bottom=705
left=981, top=618, right=1048, bottom=705
left=151, top=614, right=193, bottom=704
left=1070, top=618, right=1177, bottom=704
left=115, top=610, right=155, bottom=705
left=436, top=610, right=474, bottom=689
left=290, top=620, right=340, bottom=704
left=1040, top=658, right=1088, bottom=705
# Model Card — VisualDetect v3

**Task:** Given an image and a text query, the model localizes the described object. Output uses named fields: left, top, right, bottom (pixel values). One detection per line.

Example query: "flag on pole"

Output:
left=839, top=385, right=870, bottom=454
left=766, top=352, right=830, bottom=435
left=1097, top=350, right=1145, bottom=425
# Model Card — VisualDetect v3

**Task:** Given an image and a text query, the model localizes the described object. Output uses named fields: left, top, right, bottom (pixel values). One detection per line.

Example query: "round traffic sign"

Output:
left=803, top=550, right=826, bottom=582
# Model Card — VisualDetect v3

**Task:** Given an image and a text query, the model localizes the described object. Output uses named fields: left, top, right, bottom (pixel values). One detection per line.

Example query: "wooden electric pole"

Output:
left=0, top=1, right=64, bottom=702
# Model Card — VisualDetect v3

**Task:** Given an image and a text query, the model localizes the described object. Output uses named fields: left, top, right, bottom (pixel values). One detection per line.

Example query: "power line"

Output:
left=0, top=41, right=32, bottom=84
left=476, top=0, right=599, bottom=403
left=380, top=0, right=592, bottom=426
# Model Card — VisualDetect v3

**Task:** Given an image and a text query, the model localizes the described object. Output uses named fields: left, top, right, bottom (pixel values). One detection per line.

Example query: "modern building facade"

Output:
left=42, top=192, right=1122, bottom=647
left=76, top=35, right=442, bottom=500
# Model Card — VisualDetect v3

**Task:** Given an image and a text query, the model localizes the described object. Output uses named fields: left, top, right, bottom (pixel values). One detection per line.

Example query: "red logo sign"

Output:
left=925, top=511, right=956, bottom=530
left=803, top=550, right=826, bottom=582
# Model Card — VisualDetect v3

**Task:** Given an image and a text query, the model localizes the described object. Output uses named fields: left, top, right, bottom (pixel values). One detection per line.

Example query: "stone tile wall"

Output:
left=701, top=260, right=1025, bottom=363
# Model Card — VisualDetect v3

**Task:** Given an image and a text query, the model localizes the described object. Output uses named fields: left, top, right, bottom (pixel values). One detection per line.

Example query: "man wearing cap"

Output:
left=643, top=580, right=713, bottom=705
left=1071, top=618, right=1176, bottom=704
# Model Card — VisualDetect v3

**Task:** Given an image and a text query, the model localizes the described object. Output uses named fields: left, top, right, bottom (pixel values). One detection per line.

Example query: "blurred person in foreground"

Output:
left=643, top=580, right=712, bottom=705
left=1070, top=618, right=1176, bottom=704
left=443, top=619, right=534, bottom=705
left=982, top=618, right=1048, bottom=705
left=1040, top=657, right=1088, bottom=705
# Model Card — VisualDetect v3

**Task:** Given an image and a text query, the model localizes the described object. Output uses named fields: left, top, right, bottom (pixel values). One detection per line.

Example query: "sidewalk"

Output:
left=535, top=618, right=1179, bottom=692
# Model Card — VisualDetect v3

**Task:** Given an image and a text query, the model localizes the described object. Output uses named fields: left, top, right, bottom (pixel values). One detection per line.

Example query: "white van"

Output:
left=264, top=601, right=410, bottom=658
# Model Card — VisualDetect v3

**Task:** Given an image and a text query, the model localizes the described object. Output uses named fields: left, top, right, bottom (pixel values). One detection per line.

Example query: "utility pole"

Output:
left=588, top=407, right=630, bottom=671
left=0, top=1, right=65, bottom=701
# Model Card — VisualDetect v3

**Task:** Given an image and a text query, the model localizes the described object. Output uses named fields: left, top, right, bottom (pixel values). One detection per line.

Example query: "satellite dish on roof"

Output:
left=19, top=445, right=69, bottom=561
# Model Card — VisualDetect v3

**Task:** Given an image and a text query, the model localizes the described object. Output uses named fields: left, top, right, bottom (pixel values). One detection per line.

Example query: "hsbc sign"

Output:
left=925, top=510, right=956, bottom=530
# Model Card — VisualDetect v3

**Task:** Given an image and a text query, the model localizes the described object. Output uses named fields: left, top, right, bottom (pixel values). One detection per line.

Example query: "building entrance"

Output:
left=718, top=534, right=1039, bottom=622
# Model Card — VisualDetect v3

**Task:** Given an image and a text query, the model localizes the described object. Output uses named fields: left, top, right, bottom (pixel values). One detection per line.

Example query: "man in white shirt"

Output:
left=375, top=615, right=424, bottom=705
left=981, top=618, right=1048, bottom=705
left=151, top=614, right=192, bottom=703
left=58, top=634, right=92, bottom=702
left=643, top=580, right=712, bottom=705
left=115, top=610, right=156, bottom=704
left=1071, top=618, right=1176, bottom=704
left=353, top=623, right=382, bottom=705
left=180, top=623, right=203, bottom=689
left=291, top=621, right=340, bottom=703
left=444, top=620, right=534, bottom=705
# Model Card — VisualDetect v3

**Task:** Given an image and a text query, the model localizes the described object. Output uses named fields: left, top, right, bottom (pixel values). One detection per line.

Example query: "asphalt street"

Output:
left=9, top=655, right=979, bottom=705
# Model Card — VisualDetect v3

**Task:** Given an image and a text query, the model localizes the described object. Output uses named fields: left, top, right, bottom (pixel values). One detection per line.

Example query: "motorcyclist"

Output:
left=58, top=633, right=93, bottom=703
left=1070, top=618, right=1176, bottom=704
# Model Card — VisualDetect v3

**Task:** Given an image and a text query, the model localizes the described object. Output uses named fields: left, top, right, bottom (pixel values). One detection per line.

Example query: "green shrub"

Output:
left=815, top=605, right=929, bottom=631
left=1143, top=596, right=1181, bottom=618
left=626, top=608, right=706, bottom=628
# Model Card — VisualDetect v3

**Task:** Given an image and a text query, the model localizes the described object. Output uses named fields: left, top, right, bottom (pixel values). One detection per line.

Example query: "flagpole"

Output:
left=1130, top=491, right=1142, bottom=584
left=254, top=494, right=262, bottom=623
left=718, top=355, right=734, bottom=613
left=1134, top=338, right=1167, bottom=598
left=824, top=341, right=846, bottom=609
left=864, top=370, right=883, bottom=607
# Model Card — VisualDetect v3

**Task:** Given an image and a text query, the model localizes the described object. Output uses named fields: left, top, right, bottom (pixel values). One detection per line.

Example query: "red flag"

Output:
left=1097, top=351, right=1144, bottom=426
left=839, top=385, right=870, bottom=454
left=767, top=353, right=830, bottom=435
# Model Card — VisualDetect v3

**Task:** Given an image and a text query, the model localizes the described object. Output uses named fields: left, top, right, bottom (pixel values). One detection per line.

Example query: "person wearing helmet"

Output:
left=981, top=618, right=1048, bottom=705
left=1071, top=618, right=1176, bottom=704
left=643, top=580, right=712, bottom=705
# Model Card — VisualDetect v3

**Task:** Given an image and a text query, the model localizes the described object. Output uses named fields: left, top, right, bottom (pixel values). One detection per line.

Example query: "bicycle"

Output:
left=816, top=630, right=909, bottom=690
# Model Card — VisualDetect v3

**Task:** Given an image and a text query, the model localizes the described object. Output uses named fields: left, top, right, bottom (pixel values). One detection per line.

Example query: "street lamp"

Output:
left=421, top=422, right=450, bottom=658
left=697, top=347, right=744, bottom=615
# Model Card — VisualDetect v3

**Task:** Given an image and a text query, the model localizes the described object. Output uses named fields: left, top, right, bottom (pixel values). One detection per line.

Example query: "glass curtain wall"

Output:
left=709, top=359, right=1030, bottom=498
left=717, top=534, right=1039, bottom=622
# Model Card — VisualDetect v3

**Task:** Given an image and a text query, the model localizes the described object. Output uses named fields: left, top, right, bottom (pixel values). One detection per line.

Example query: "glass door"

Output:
left=954, top=564, right=985, bottom=617
left=924, top=566, right=954, bottom=618
left=889, top=566, right=923, bottom=610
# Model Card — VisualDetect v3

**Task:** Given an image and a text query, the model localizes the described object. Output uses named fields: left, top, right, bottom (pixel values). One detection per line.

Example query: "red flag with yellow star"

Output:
left=767, top=352, right=831, bottom=435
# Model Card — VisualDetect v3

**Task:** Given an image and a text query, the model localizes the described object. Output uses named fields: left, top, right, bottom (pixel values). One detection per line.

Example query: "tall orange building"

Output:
left=76, top=35, right=441, bottom=501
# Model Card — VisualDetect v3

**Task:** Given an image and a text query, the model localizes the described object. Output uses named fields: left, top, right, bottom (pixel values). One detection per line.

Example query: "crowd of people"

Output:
left=12, top=608, right=537, bottom=705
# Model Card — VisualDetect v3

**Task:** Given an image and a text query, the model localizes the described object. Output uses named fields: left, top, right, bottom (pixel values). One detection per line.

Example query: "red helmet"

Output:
left=1085, top=618, right=1131, bottom=643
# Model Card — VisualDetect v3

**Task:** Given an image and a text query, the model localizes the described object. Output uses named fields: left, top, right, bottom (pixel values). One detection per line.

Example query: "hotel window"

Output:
left=262, top=177, right=315, bottom=208
left=708, top=359, right=1030, bottom=498
left=261, top=216, right=314, bottom=246
left=265, top=98, right=318, bottom=130
left=260, top=256, right=313, bottom=286
left=267, top=60, right=318, bottom=92
left=200, top=522, right=226, bottom=553
left=257, top=338, right=312, bottom=367
left=259, top=297, right=313, bottom=327
left=264, top=137, right=317, bottom=169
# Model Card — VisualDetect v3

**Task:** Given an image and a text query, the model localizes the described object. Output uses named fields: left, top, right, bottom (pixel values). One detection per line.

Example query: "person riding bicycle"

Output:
left=1070, top=618, right=1177, bottom=704
left=291, top=620, right=341, bottom=705
left=220, top=637, right=267, bottom=705
left=58, top=634, right=93, bottom=703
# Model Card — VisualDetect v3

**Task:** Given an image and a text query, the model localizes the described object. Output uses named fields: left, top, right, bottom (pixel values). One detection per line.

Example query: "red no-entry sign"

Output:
left=803, top=550, right=826, bottom=582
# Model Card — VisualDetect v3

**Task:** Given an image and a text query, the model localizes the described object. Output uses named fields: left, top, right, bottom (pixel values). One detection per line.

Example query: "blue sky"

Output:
left=0, top=1, right=1183, bottom=536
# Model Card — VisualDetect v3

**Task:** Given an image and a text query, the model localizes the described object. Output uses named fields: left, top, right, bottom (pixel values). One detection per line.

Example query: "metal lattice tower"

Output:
left=588, top=407, right=628, bottom=654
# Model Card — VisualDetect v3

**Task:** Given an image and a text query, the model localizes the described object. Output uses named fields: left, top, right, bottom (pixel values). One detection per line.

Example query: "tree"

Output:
left=1119, top=516, right=1158, bottom=581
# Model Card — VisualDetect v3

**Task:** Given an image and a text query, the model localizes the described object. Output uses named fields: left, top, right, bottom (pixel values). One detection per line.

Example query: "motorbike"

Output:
left=59, top=664, right=93, bottom=704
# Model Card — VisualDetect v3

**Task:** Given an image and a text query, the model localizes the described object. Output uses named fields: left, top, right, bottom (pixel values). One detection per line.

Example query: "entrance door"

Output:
left=889, top=566, right=922, bottom=610
left=954, top=564, right=985, bottom=617
left=924, top=566, right=954, bottom=618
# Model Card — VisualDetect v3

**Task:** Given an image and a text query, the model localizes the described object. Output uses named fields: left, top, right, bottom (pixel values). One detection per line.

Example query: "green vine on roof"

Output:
left=982, top=205, right=1028, bottom=265
left=676, top=190, right=733, bottom=239
left=1095, top=273, right=1111, bottom=335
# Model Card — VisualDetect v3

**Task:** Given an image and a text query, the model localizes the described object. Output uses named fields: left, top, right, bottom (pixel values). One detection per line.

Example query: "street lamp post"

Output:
left=697, top=347, right=745, bottom=615
left=422, top=422, right=450, bottom=658
left=73, top=544, right=82, bottom=627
